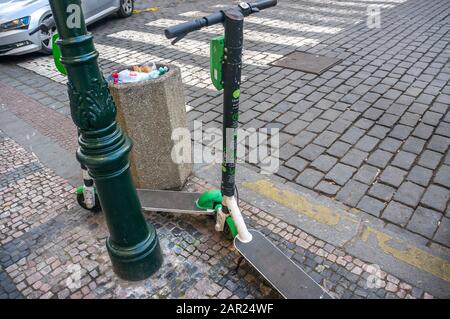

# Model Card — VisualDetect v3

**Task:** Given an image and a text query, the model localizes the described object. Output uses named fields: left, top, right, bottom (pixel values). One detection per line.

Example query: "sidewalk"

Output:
left=0, top=82, right=443, bottom=299
left=1, top=0, right=449, bottom=299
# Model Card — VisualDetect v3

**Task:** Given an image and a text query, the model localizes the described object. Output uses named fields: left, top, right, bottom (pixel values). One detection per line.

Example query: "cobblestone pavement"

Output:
left=0, top=131, right=436, bottom=299
left=1, top=0, right=449, bottom=248
left=0, top=0, right=449, bottom=299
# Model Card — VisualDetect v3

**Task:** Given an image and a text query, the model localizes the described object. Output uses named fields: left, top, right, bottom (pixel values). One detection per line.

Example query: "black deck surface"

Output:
left=235, top=230, right=332, bottom=299
left=138, top=189, right=213, bottom=214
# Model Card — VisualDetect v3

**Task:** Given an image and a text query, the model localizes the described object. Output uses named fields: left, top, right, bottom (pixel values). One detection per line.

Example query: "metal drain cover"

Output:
left=270, top=51, right=342, bottom=75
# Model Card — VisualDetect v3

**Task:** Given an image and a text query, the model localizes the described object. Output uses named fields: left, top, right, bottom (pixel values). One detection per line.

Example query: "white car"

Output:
left=0, top=0, right=134, bottom=56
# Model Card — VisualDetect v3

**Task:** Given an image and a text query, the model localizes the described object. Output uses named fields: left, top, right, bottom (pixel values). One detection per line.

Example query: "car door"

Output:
left=96, top=0, right=115, bottom=13
left=80, top=0, right=94, bottom=20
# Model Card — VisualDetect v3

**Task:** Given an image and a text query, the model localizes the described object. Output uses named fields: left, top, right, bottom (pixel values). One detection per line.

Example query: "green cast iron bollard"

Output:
left=48, top=0, right=163, bottom=281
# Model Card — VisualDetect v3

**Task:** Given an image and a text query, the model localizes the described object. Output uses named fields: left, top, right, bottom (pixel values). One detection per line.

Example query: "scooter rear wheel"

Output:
left=76, top=192, right=102, bottom=213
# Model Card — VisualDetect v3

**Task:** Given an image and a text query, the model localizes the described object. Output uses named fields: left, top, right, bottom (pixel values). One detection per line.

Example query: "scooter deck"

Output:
left=137, top=189, right=213, bottom=215
left=234, top=229, right=332, bottom=299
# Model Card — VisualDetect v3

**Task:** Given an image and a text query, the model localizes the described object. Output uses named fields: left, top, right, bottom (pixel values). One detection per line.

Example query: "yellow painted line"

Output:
left=243, top=179, right=340, bottom=226
left=133, top=7, right=159, bottom=14
left=361, top=227, right=450, bottom=283
left=244, top=179, right=450, bottom=283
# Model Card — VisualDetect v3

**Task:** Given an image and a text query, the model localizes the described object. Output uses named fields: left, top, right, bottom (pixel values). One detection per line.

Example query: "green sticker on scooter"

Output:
left=226, top=216, right=238, bottom=238
left=52, top=33, right=67, bottom=75
left=233, top=89, right=240, bottom=99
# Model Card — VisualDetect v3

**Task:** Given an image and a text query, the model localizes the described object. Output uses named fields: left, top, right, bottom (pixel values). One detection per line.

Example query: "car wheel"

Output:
left=39, top=16, right=56, bottom=55
left=118, top=0, right=134, bottom=18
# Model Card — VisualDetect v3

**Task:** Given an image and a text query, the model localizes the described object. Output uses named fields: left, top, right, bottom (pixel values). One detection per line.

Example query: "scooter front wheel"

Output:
left=223, top=216, right=238, bottom=240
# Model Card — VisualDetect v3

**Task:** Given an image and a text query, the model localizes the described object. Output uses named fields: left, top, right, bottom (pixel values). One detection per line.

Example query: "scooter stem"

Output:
left=223, top=195, right=252, bottom=243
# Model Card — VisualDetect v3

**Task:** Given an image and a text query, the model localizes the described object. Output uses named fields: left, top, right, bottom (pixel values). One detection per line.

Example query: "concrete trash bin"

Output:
left=108, top=64, right=192, bottom=190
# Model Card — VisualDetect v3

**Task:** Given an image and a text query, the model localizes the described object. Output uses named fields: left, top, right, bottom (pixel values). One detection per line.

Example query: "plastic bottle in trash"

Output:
left=147, top=69, right=160, bottom=80
left=118, top=69, right=148, bottom=83
left=112, top=71, right=119, bottom=84
left=158, top=66, right=168, bottom=75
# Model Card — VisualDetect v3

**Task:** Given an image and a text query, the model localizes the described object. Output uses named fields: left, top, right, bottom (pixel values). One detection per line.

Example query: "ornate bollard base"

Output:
left=107, top=223, right=163, bottom=281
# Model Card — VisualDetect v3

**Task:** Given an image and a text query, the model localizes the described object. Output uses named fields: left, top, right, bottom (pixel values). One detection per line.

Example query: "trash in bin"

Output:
left=108, top=62, right=169, bottom=84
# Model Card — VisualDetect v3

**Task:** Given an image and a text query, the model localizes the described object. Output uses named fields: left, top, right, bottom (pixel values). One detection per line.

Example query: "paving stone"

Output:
left=340, top=127, right=365, bottom=144
left=399, top=112, right=421, bottom=127
left=307, top=119, right=330, bottom=133
left=402, top=137, right=426, bottom=154
left=363, top=108, right=384, bottom=121
left=428, top=135, right=450, bottom=154
left=296, top=169, right=324, bottom=188
left=314, top=131, right=340, bottom=148
left=366, top=150, right=394, bottom=169
left=378, top=113, right=400, bottom=127
left=325, top=164, right=357, bottom=186
left=436, top=122, right=450, bottom=137
left=368, top=125, right=390, bottom=139
left=357, top=196, right=386, bottom=217
left=369, top=183, right=396, bottom=202
left=391, top=151, right=417, bottom=170
left=320, top=109, right=342, bottom=121
left=285, top=157, right=308, bottom=172
left=379, top=138, right=403, bottom=153
left=258, top=110, right=281, bottom=122
left=418, top=150, right=443, bottom=170
left=382, top=202, right=414, bottom=227
left=379, top=166, right=407, bottom=187
left=407, top=165, right=433, bottom=187
left=336, top=181, right=369, bottom=207
left=279, top=144, right=300, bottom=161
left=315, top=181, right=340, bottom=196
left=433, top=217, right=450, bottom=247
left=291, top=131, right=316, bottom=148
left=239, top=110, right=260, bottom=124
left=394, top=182, right=425, bottom=207
left=407, top=207, right=441, bottom=238
left=413, top=123, right=434, bottom=139
left=389, top=125, right=413, bottom=140
left=311, top=155, right=338, bottom=173
left=355, top=136, right=379, bottom=152
left=355, top=118, right=374, bottom=130
left=341, top=149, right=368, bottom=168
left=327, top=141, right=352, bottom=157
left=328, top=118, right=352, bottom=134
left=353, top=165, right=380, bottom=185
left=434, top=165, right=450, bottom=188
left=298, top=144, right=326, bottom=161
left=276, top=166, right=298, bottom=180
left=284, top=120, right=308, bottom=135
left=421, top=185, right=450, bottom=212
left=422, top=111, right=443, bottom=126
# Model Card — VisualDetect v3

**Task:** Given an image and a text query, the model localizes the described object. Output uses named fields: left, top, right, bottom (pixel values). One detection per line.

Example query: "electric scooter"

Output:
left=152, top=0, right=330, bottom=299
left=31, top=1, right=332, bottom=298
left=30, top=19, right=101, bottom=213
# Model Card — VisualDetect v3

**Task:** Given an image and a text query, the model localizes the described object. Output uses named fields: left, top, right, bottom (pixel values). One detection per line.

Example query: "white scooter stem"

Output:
left=223, top=195, right=253, bottom=243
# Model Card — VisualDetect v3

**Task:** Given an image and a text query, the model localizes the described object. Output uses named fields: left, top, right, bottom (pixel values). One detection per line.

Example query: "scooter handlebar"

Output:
left=29, top=16, right=55, bottom=35
left=164, top=11, right=223, bottom=39
left=164, top=0, right=277, bottom=40
left=253, top=0, right=278, bottom=10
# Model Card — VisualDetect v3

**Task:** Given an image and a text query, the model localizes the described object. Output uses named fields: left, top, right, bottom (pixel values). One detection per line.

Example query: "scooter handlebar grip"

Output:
left=29, top=27, right=40, bottom=35
left=29, top=16, right=55, bottom=35
left=164, top=11, right=223, bottom=39
left=41, top=17, right=55, bottom=33
left=164, top=19, right=204, bottom=39
left=252, top=0, right=278, bottom=10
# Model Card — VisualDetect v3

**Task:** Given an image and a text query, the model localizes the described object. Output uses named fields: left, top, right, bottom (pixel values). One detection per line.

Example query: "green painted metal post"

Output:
left=48, top=0, right=163, bottom=281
